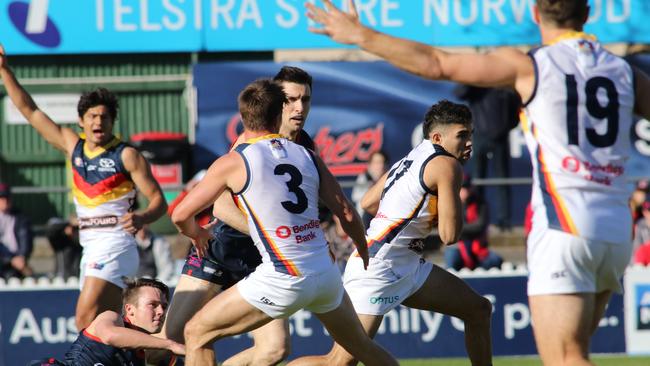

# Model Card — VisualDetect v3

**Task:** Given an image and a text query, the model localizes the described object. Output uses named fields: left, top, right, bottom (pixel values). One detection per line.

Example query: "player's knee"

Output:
left=466, top=296, right=493, bottom=326
left=256, top=346, right=290, bottom=365
left=183, top=318, right=206, bottom=346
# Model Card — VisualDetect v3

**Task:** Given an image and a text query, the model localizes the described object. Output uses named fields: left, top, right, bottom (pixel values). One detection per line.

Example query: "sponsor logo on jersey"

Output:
left=78, top=215, right=119, bottom=230
left=276, top=225, right=291, bottom=239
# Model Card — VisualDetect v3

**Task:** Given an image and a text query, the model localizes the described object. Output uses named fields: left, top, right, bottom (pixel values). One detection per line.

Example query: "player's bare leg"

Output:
left=590, top=290, right=612, bottom=335
left=75, top=276, right=122, bottom=330
left=147, top=274, right=223, bottom=363
left=184, top=285, right=272, bottom=366
left=223, top=318, right=290, bottom=366
left=529, top=293, right=595, bottom=366
left=287, top=313, right=383, bottom=366
left=313, top=293, right=398, bottom=366
left=401, top=265, right=493, bottom=366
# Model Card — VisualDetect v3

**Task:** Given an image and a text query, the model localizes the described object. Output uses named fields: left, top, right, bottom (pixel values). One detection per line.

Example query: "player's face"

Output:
left=78, top=105, right=115, bottom=146
left=128, top=287, right=168, bottom=334
left=280, top=82, right=311, bottom=136
left=439, top=123, right=473, bottom=164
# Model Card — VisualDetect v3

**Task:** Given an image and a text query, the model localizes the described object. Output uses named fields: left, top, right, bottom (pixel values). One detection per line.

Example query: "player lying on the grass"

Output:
left=171, top=78, right=398, bottom=366
left=28, top=277, right=184, bottom=366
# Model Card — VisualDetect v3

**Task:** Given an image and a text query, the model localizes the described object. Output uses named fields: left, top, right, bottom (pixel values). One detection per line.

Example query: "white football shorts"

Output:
left=527, top=228, right=632, bottom=296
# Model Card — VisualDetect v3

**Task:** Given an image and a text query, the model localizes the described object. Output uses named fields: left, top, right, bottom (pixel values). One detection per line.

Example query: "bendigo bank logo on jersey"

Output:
left=226, top=115, right=384, bottom=177
left=636, top=285, right=650, bottom=330
left=561, top=156, right=624, bottom=186
left=8, top=0, right=61, bottom=48
left=275, top=219, right=320, bottom=243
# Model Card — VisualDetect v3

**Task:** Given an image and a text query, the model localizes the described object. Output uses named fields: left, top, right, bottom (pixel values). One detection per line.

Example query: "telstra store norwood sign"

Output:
left=0, top=0, right=645, bottom=54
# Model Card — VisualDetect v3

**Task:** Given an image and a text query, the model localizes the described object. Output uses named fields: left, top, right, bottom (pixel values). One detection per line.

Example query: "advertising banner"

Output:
left=0, top=275, right=626, bottom=365
left=624, top=266, right=650, bottom=355
left=0, top=1, right=647, bottom=54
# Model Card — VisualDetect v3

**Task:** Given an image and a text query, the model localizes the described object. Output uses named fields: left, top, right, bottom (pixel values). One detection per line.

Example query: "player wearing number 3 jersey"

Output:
left=171, top=79, right=398, bottom=366
left=304, top=0, right=650, bottom=364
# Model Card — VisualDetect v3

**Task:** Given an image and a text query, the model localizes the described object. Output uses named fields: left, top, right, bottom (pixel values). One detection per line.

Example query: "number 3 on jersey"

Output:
left=565, top=75, right=619, bottom=148
left=274, top=164, right=308, bottom=214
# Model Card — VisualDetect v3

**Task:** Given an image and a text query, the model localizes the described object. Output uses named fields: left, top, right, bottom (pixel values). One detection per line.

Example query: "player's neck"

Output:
left=243, top=129, right=277, bottom=140
left=279, top=126, right=299, bottom=141
left=540, top=25, right=584, bottom=45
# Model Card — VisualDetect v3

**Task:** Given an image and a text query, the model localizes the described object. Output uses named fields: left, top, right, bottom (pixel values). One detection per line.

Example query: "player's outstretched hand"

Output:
left=0, top=44, right=7, bottom=70
left=168, top=340, right=185, bottom=355
left=191, top=227, right=213, bottom=259
left=306, top=0, right=365, bottom=45
left=120, top=212, right=144, bottom=235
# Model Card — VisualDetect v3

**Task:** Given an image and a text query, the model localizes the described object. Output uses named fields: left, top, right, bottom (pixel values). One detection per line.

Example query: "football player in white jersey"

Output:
left=171, top=79, right=398, bottom=366
left=288, top=100, right=493, bottom=366
left=0, top=46, right=167, bottom=332
left=305, top=0, right=650, bottom=364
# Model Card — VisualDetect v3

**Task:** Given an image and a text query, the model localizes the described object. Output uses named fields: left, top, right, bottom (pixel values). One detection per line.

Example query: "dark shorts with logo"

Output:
left=181, top=222, right=262, bottom=289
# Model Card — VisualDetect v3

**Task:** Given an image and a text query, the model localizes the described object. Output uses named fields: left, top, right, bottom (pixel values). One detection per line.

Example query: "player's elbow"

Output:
left=170, top=208, right=190, bottom=226
left=438, top=225, right=461, bottom=245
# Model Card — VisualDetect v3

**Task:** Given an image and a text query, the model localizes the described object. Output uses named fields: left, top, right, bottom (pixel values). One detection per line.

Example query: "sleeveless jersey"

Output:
left=206, top=129, right=316, bottom=275
left=234, top=134, right=330, bottom=276
left=366, top=141, right=452, bottom=271
left=71, top=137, right=136, bottom=247
left=523, top=33, right=635, bottom=243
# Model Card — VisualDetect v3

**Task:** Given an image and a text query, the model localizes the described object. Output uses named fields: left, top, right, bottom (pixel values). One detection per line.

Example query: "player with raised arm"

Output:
left=0, top=45, right=167, bottom=331
left=306, top=1, right=650, bottom=364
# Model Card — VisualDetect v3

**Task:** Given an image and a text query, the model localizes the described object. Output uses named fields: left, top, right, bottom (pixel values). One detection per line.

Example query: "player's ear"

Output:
left=124, top=303, right=135, bottom=317
left=532, top=4, right=540, bottom=25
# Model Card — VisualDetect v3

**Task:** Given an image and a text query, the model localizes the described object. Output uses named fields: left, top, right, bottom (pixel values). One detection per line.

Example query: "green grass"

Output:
left=400, top=355, right=650, bottom=365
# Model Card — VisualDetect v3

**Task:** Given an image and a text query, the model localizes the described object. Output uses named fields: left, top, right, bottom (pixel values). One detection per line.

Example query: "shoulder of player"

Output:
left=120, top=145, right=146, bottom=170
left=425, top=154, right=462, bottom=180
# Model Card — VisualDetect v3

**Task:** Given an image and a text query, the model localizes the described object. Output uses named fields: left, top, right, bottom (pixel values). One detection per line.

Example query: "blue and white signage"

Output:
left=0, top=0, right=646, bottom=54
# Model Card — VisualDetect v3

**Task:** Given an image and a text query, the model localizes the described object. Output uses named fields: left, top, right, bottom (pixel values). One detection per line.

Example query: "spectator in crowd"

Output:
left=631, top=179, right=649, bottom=226
left=455, top=86, right=521, bottom=231
left=444, top=175, right=503, bottom=271
left=45, top=216, right=82, bottom=280
left=633, top=199, right=650, bottom=266
left=351, top=150, right=388, bottom=228
left=135, top=224, right=178, bottom=285
left=0, top=182, right=34, bottom=279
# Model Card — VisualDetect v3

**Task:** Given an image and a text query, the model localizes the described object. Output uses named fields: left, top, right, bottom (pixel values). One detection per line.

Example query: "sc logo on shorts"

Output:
left=8, top=0, right=61, bottom=48
left=636, top=285, right=650, bottom=330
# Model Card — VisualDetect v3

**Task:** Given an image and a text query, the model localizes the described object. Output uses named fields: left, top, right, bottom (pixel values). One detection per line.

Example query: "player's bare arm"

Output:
left=424, top=156, right=463, bottom=245
left=314, top=153, right=370, bottom=268
left=212, top=189, right=250, bottom=235
left=360, top=172, right=389, bottom=217
left=306, top=1, right=535, bottom=98
left=633, top=66, right=650, bottom=121
left=0, top=45, right=78, bottom=155
left=89, top=311, right=185, bottom=355
left=120, top=147, right=167, bottom=234
left=171, top=152, right=245, bottom=257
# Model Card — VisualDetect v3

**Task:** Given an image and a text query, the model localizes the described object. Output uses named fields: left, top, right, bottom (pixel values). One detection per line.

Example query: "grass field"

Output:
left=400, top=355, right=650, bottom=365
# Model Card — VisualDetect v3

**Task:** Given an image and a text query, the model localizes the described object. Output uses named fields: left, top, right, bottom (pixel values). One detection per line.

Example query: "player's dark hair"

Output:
left=273, top=66, right=313, bottom=90
left=422, top=100, right=472, bottom=138
left=238, top=79, right=287, bottom=131
left=536, top=0, right=589, bottom=29
left=122, top=277, right=169, bottom=307
left=77, top=87, right=119, bottom=122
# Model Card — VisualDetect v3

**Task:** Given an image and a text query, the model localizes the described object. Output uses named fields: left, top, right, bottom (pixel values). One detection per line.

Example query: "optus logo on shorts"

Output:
left=8, top=0, right=61, bottom=48
left=369, top=295, right=399, bottom=305
left=636, top=284, right=650, bottom=330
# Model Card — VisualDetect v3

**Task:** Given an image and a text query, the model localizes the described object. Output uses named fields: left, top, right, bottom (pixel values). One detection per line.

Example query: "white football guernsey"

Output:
left=365, top=141, right=452, bottom=274
left=523, top=33, right=635, bottom=243
left=234, top=134, right=331, bottom=276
